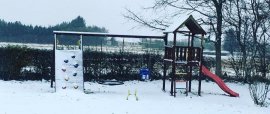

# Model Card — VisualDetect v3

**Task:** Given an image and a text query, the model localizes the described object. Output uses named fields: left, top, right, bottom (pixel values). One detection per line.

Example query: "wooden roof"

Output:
left=164, top=15, right=206, bottom=35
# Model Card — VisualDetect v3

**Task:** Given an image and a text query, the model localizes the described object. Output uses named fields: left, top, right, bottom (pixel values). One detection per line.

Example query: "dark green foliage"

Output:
left=140, top=39, right=164, bottom=50
left=0, top=16, right=108, bottom=44
left=204, top=42, right=215, bottom=51
left=0, top=47, right=163, bottom=81
left=110, top=37, right=118, bottom=46
left=223, top=29, right=239, bottom=54
left=0, top=46, right=267, bottom=83
left=83, top=51, right=163, bottom=81
left=0, top=46, right=53, bottom=80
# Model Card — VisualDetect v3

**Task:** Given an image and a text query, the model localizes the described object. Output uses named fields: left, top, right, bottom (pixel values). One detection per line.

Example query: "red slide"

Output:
left=202, top=65, right=239, bottom=97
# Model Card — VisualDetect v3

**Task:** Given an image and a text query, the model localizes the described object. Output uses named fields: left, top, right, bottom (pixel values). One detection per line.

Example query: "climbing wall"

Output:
left=55, top=50, right=84, bottom=92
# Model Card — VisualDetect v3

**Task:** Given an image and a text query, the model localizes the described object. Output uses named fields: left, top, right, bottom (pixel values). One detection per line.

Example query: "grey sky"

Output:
left=0, top=0, right=161, bottom=35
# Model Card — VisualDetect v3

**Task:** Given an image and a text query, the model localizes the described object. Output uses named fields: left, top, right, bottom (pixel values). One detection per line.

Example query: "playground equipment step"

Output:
left=175, top=80, right=187, bottom=82
left=164, top=59, right=173, bottom=62
left=175, top=60, right=187, bottom=64
left=175, top=87, right=187, bottom=89
left=175, top=73, right=187, bottom=75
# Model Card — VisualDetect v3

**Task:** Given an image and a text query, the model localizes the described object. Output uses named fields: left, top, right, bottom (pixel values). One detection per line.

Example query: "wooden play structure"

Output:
left=52, top=15, right=205, bottom=94
left=162, top=15, right=239, bottom=97
left=162, top=15, right=206, bottom=97
left=52, top=15, right=239, bottom=97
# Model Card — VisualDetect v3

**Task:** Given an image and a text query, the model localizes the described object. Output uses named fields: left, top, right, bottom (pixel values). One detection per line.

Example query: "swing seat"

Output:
left=97, top=79, right=124, bottom=86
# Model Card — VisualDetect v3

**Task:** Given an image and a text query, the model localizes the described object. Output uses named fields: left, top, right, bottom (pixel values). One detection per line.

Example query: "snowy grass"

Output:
left=0, top=80, right=269, bottom=114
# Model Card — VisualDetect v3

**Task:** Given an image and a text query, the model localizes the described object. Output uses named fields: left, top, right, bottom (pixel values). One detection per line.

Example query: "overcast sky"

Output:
left=0, top=0, right=162, bottom=35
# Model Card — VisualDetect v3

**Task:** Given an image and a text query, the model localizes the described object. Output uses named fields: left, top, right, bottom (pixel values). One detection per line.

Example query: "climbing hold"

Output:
left=64, top=75, right=69, bottom=81
left=61, top=67, right=66, bottom=72
left=64, top=59, right=69, bottom=63
left=71, top=55, right=76, bottom=59
left=73, top=83, right=78, bottom=89
left=74, top=64, right=79, bottom=68
left=73, top=72, right=77, bottom=76
left=62, top=86, right=66, bottom=89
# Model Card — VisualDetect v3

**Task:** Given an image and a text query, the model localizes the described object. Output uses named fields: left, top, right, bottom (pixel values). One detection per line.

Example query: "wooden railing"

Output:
left=164, top=46, right=174, bottom=60
left=175, top=46, right=201, bottom=62
left=164, top=46, right=201, bottom=64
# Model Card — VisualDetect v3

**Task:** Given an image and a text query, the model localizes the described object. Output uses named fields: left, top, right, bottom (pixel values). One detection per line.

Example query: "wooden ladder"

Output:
left=173, top=65, right=189, bottom=97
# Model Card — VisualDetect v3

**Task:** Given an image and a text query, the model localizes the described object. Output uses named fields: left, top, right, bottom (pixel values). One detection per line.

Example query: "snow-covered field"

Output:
left=0, top=80, right=269, bottom=114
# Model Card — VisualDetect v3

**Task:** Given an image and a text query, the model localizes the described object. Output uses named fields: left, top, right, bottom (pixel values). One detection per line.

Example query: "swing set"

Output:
left=53, top=31, right=166, bottom=90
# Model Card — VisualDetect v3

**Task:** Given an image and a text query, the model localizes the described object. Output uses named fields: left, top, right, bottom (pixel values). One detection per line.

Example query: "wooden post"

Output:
left=163, top=33, right=168, bottom=91
left=198, top=34, right=204, bottom=96
left=171, top=32, right=177, bottom=96
left=188, top=32, right=191, bottom=47
left=188, top=33, right=195, bottom=92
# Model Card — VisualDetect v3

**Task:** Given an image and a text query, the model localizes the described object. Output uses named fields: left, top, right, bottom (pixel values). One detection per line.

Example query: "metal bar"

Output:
left=53, top=31, right=166, bottom=39
left=80, top=35, right=85, bottom=92
left=51, top=34, right=56, bottom=89
left=53, top=34, right=57, bottom=92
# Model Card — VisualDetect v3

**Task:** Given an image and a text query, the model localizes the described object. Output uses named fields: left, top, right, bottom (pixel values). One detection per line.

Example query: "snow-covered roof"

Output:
left=164, top=15, right=206, bottom=35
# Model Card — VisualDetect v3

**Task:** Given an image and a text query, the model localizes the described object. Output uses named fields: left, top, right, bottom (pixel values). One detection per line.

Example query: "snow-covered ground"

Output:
left=0, top=80, right=269, bottom=114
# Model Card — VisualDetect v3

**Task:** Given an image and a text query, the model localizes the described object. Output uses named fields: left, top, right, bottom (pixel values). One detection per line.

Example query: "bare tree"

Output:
left=124, top=0, right=225, bottom=76
left=223, top=0, right=251, bottom=81
left=223, top=0, right=270, bottom=106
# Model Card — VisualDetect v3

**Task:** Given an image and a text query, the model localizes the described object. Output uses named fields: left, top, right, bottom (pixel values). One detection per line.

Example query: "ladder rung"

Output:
left=175, top=88, right=187, bottom=89
left=175, top=60, right=187, bottom=64
left=164, top=59, right=173, bottom=62
left=175, top=80, right=187, bottom=82
left=175, top=73, right=187, bottom=75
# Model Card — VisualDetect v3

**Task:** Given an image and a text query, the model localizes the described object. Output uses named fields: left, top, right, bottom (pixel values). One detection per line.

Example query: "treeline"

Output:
left=0, top=16, right=108, bottom=44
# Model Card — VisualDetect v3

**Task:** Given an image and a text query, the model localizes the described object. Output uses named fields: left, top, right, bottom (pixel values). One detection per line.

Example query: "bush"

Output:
left=0, top=47, right=163, bottom=81
left=83, top=51, right=163, bottom=81
left=0, top=46, right=53, bottom=81
left=248, top=75, right=270, bottom=107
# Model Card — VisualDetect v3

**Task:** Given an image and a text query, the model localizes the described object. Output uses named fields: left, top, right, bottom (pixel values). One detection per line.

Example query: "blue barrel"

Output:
left=140, top=68, right=150, bottom=80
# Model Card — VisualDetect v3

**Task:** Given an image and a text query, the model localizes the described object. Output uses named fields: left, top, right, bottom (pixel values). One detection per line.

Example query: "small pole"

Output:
left=80, top=35, right=85, bottom=92
left=52, top=34, right=57, bottom=91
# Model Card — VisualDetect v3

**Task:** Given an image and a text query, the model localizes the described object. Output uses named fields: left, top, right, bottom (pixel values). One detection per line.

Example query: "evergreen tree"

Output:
left=69, top=16, right=86, bottom=28
left=0, top=16, right=108, bottom=44
left=223, top=29, right=239, bottom=54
